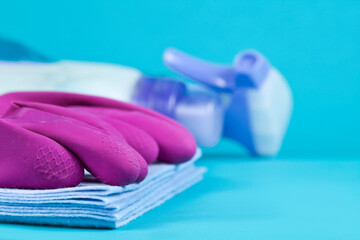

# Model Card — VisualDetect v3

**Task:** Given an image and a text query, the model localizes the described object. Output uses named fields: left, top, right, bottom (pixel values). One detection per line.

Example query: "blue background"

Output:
left=0, top=0, right=359, bottom=239
left=0, top=0, right=359, bottom=158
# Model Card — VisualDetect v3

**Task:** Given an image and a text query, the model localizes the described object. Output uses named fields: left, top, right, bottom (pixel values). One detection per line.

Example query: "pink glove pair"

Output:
left=0, top=92, right=196, bottom=189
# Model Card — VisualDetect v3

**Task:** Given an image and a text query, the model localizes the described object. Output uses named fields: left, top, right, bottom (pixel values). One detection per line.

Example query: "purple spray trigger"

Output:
left=163, top=48, right=270, bottom=90
left=0, top=91, right=197, bottom=164
left=3, top=101, right=149, bottom=184
left=164, top=48, right=292, bottom=156
left=0, top=119, right=84, bottom=189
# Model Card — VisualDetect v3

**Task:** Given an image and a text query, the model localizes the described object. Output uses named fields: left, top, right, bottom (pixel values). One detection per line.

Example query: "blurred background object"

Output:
left=163, top=48, right=293, bottom=155
left=0, top=43, right=293, bottom=156
left=0, top=37, right=49, bottom=62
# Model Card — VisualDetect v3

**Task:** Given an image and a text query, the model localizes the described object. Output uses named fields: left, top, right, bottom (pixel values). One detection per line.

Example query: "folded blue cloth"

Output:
left=0, top=149, right=205, bottom=228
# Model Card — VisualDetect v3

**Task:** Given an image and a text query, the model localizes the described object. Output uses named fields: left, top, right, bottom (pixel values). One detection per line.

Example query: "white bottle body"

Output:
left=0, top=60, right=141, bottom=101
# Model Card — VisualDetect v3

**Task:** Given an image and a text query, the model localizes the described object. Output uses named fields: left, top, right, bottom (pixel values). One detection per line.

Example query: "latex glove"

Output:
left=0, top=92, right=197, bottom=189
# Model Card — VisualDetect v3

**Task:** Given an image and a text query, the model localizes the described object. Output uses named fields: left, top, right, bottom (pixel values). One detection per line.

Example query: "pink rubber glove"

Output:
left=0, top=92, right=197, bottom=189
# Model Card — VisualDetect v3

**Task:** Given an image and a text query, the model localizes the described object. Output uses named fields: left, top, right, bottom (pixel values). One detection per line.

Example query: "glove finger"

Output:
left=4, top=101, right=125, bottom=140
left=0, top=119, right=84, bottom=189
left=6, top=101, right=158, bottom=165
left=0, top=91, right=197, bottom=163
left=5, top=107, right=146, bottom=186
left=72, top=106, right=196, bottom=164
left=0, top=91, right=185, bottom=128
left=98, top=117, right=159, bottom=164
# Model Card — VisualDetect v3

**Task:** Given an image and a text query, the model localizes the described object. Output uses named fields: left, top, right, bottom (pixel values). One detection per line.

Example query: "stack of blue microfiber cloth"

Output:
left=0, top=149, right=205, bottom=229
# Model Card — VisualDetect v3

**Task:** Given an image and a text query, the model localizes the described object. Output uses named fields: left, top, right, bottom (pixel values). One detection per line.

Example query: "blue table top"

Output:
left=1, top=152, right=359, bottom=240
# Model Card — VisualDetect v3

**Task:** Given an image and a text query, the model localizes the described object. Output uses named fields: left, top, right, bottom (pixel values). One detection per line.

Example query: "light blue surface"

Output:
left=0, top=154, right=359, bottom=239
left=0, top=0, right=359, bottom=238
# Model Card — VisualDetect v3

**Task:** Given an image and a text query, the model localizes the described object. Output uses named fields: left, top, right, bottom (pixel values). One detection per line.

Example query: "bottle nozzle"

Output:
left=163, top=48, right=270, bottom=91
